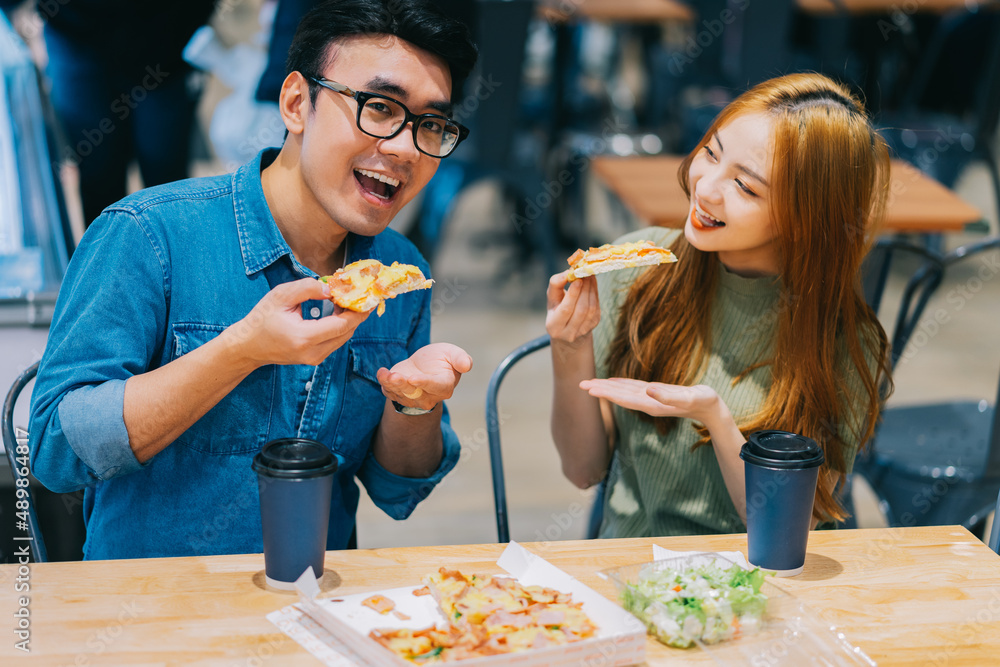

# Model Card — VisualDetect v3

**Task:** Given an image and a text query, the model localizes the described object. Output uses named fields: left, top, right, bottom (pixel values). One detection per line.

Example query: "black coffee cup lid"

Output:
left=740, top=430, right=824, bottom=469
left=252, top=438, right=338, bottom=479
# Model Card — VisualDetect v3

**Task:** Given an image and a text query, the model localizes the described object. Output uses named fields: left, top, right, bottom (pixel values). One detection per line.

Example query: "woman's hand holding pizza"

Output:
left=377, top=343, right=473, bottom=410
left=580, top=378, right=733, bottom=431
left=228, top=278, right=370, bottom=368
left=546, top=271, right=601, bottom=348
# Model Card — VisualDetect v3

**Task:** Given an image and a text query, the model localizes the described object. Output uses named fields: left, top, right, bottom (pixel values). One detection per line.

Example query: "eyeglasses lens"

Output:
left=359, top=97, right=460, bottom=157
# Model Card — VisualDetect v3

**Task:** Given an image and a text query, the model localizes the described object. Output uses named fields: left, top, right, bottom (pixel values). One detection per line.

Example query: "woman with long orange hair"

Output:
left=547, top=73, right=893, bottom=536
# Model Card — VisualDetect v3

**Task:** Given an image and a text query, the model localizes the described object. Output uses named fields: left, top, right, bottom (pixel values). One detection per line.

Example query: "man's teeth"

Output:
left=357, top=169, right=400, bottom=188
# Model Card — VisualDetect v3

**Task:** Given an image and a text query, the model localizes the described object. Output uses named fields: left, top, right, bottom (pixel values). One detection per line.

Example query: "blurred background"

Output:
left=1, top=0, right=998, bottom=562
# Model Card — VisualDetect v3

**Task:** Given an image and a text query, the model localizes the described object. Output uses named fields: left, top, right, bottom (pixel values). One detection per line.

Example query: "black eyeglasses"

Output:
left=309, top=77, right=469, bottom=158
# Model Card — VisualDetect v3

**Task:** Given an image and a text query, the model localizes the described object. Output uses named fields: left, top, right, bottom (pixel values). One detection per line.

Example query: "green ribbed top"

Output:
left=592, top=227, right=863, bottom=538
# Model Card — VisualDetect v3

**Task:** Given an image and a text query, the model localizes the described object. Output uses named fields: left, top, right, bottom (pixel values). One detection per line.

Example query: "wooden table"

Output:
left=592, top=154, right=984, bottom=234
left=539, top=0, right=694, bottom=23
left=2, top=526, right=998, bottom=665
left=797, top=0, right=997, bottom=15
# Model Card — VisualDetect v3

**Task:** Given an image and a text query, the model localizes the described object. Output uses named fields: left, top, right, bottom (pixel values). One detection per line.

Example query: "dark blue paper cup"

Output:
left=253, top=438, right=337, bottom=590
left=741, top=430, right=824, bottom=577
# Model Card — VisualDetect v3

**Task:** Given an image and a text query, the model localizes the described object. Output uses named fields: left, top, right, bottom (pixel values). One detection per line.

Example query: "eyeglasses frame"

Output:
left=308, top=77, right=469, bottom=158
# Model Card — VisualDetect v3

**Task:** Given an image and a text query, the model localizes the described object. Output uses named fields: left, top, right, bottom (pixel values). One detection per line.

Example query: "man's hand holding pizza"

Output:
left=226, top=277, right=370, bottom=369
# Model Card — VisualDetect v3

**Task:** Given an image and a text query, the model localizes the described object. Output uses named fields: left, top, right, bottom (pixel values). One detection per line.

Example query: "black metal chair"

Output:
left=2, top=361, right=86, bottom=562
left=486, top=333, right=613, bottom=543
left=851, top=235, right=1000, bottom=538
left=861, top=236, right=947, bottom=369
left=3, top=362, right=46, bottom=562
left=485, top=334, right=550, bottom=543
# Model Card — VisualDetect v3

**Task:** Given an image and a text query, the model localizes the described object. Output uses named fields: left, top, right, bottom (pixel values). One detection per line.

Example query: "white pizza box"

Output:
left=293, top=540, right=647, bottom=667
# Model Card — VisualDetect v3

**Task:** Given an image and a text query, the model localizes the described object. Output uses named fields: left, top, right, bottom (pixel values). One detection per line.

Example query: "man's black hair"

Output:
left=286, top=0, right=478, bottom=106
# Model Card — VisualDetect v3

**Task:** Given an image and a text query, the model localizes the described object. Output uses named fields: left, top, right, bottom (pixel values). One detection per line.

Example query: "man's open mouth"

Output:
left=355, top=169, right=401, bottom=201
left=692, top=202, right=726, bottom=229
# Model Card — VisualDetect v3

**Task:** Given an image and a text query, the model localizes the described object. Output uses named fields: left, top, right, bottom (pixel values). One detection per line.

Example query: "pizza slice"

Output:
left=369, top=567, right=599, bottom=663
left=320, top=259, right=433, bottom=316
left=566, top=239, right=677, bottom=282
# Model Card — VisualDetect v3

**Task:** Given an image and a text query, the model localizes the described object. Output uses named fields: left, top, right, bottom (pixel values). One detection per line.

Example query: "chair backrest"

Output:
left=3, top=362, right=88, bottom=563
left=863, top=235, right=1000, bottom=370
left=861, top=237, right=945, bottom=369
left=2, top=361, right=46, bottom=562
left=485, top=334, right=551, bottom=543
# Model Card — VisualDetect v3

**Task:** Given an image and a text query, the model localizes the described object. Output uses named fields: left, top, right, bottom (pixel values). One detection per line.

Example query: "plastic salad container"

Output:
left=598, top=552, right=877, bottom=666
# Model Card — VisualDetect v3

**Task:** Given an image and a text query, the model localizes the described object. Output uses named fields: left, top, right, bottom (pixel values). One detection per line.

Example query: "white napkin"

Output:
left=651, top=545, right=751, bottom=570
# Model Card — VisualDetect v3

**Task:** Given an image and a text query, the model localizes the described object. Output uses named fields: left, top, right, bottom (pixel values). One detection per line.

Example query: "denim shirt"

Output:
left=28, top=149, right=460, bottom=560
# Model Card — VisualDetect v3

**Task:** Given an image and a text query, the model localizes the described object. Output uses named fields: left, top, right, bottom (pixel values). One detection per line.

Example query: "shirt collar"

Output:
left=233, top=148, right=380, bottom=277
left=234, top=148, right=293, bottom=277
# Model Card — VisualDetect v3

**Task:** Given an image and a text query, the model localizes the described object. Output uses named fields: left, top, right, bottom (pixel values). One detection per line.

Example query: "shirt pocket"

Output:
left=333, top=339, right=410, bottom=463
left=170, top=323, right=275, bottom=455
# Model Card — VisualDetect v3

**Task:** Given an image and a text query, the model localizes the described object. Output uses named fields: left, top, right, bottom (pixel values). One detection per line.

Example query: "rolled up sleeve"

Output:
left=356, top=406, right=462, bottom=520
left=58, top=380, right=143, bottom=479
left=29, top=208, right=167, bottom=493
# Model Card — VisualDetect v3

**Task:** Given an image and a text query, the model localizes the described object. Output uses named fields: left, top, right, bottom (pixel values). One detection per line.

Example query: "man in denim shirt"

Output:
left=28, top=0, right=478, bottom=559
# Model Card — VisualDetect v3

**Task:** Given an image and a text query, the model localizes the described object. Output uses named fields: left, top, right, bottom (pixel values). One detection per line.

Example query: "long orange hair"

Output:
left=605, top=73, right=893, bottom=522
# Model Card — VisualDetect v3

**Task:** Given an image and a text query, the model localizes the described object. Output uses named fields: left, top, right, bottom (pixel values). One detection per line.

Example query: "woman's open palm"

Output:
left=580, top=378, right=723, bottom=424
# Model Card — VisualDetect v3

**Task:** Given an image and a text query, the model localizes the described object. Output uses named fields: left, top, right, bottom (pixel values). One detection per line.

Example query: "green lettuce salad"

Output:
left=619, top=562, right=769, bottom=649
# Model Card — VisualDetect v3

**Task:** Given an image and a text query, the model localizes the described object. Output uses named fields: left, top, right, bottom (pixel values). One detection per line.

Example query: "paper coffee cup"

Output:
left=740, top=430, right=824, bottom=577
left=253, top=438, right=338, bottom=590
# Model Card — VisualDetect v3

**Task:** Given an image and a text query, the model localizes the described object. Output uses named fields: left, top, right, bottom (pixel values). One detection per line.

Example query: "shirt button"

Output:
left=305, top=381, right=313, bottom=392
left=310, top=307, right=321, bottom=318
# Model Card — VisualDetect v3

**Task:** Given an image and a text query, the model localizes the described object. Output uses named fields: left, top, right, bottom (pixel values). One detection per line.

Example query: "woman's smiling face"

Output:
left=685, top=112, right=779, bottom=277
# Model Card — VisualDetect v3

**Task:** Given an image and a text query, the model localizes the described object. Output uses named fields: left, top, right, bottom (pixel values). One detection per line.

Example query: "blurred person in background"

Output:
left=255, top=0, right=474, bottom=104
left=36, top=0, right=217, bottom=226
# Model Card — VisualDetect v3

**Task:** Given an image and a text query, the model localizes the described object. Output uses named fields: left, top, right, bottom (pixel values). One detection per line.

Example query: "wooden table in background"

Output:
left=539, top=0, right=694, bottom=23
left=2, top=526, right=998, bottom=665
left=592, top=155, right=984, bottom=234
left=796, top=0, right=997, bottom=15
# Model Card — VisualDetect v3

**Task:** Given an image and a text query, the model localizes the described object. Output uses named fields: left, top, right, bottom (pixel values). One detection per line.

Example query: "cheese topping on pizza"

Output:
left=320, top=259, right=433, bottom=316
left=369, top=568, right=598, bottom=663
left=566, top=239, right=677, bottom=282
